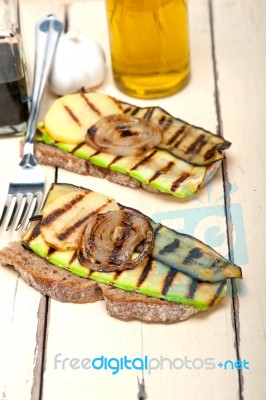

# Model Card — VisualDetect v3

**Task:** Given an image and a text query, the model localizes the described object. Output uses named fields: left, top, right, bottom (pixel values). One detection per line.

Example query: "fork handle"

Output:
left=23, top=15, right=63, bottom=156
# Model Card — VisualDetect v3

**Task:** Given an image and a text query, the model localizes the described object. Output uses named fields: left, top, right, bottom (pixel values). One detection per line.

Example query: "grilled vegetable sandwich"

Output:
left=33, top=92, right=231, bottom=198
left=0, top=183, right=242, bottom=323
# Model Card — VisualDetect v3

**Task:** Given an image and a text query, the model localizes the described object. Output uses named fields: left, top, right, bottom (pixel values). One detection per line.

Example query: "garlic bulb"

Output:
left=49, top=31, right=106, bottom=96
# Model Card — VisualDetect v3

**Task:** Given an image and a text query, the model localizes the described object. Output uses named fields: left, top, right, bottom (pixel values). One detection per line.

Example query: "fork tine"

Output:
left=15, top=193, right=34, bottom=231
left=35, top=191, right=43, bottom=214
left=0, top=194, right=12, bottom=228
left=6, top=194, right=24, bottom=231
left=31, top=192, right=43, bottom=218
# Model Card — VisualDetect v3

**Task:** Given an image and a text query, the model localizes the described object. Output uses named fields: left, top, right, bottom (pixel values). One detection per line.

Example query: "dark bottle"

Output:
left=0, top=3, right=30, bottom=135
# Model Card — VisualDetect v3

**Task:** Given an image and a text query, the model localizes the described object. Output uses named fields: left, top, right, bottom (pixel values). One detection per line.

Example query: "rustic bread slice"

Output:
left=0, top=242, right=103, bottom=303
left=0, top=242, right=200, bottom=322
left=32, top=142, right=220, bottom=193
left=34, top=141, right=142, bottom=189
left=99, top=284, right=199, bottom=323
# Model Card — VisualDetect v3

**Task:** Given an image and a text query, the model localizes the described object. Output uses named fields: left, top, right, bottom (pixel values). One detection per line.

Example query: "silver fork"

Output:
left=0, top=15, right=63, bottom=231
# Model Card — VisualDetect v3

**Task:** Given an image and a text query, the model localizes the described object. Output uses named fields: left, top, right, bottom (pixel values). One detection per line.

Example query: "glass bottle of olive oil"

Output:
left=105, top=0, right=190, bottom=99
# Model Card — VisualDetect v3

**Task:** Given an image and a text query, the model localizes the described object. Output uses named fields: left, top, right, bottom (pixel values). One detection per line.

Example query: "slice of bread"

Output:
left=0, top=242, right=200, bottom=323
left=32, top=142, right=220, bottom=194
left=99, top=284, right=199, bottom=323
left=0, top=241, right=103, bottom=304
left=34, top=141, right=143, bottom=189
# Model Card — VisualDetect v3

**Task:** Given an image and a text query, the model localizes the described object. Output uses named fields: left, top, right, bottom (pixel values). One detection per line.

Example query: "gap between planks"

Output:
left=208, top=1, right=243, bottom=399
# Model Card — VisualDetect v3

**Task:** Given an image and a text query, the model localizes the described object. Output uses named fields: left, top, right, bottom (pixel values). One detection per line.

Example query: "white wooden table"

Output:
left=0, top=0, right=265, bottom=399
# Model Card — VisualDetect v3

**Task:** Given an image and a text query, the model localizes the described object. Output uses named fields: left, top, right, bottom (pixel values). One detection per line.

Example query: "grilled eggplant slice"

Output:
left=121, top=103, right=231, bottom=165
left=151, top=222, right=241, bottom=282
left=21, top=183, right=242, bottom=311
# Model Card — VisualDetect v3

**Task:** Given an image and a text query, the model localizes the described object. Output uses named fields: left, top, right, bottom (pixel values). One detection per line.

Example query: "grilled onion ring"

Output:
left=77, top=209, right=154, bottom=272
left=86, top=114, right=163, bottom=156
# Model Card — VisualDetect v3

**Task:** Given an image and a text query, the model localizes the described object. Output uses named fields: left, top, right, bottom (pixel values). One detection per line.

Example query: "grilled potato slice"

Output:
left=44, top=92, right=123, bottom=144
left=40, top=184, right=119, bottom=250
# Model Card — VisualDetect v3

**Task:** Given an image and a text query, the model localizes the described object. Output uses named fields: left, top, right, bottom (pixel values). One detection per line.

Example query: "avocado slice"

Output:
left=73, top=143, right=97, bottom=160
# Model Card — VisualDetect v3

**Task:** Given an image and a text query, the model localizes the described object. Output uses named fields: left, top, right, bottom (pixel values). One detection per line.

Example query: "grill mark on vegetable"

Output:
left=162, top=269, right=177, bottom=296
left=171, top=172, right=190, bottom=192
left=204, top=145, right=217, bottom=160
left=153, top=224, right=162, bottom=238
left=159, top=115, right=166, bottom=125
left=64, top=105, right=81, bottom=126
left=183, top=247, right=203, bottom=264
left=47, top=246, right=57, bottom=257
left=143, top=107, right=154, bottom=120
left=108, top=155, right=122, bottom=167
left=41, top=192, right=88, bottom=226
left=71, top=142, right=86, bottom=154
left=187, top=279, right=198, bottom=299
left=57, top=215, right=92, bottom=242
left=164, top=118, right=173, bottom=132
left=109, top=95, right=124, bottom=110
left=130, top=107, right=140, bottom=116
left=159, top=116, right=173, bottom=132
left=80, top=93, right=101, bottom=115
left=114, top=270, right=122, bottom=280
left=158, top=238, right=180, bottom=255
left=209, top=280, right=227, bottom=307
left=27, top=221, right=41, bottom=241
left=173, top=127, right=190, bottom=148
left=69, top=250, right=78, bottom=265
left=29, top=214, right=43, bottom=222
left=122, top=106, right=133, bottom=114
left=130, top=150, right=158, bottom=170
left=149, top=161, right=175, bottom=183
left=91, top=151, right=100, bottom=157
left=57, top=199, right=113, bottom=241
left=185, top=134, right=207, bottom=155
left=166, top=125, right=186, bottom=145
left=136, top=258, right=153, bottom=287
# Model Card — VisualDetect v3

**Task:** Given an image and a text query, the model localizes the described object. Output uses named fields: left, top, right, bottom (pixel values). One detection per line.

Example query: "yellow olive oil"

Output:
left=105, top=0, right=190, bottom=99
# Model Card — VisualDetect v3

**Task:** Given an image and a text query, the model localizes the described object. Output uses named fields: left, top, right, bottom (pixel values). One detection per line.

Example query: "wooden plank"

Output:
left=41, top=1, right=239, bottom=399
left=212, top=0, right=266, bottom=398
left=0, top=2, right=64, bottom=400
left=42, top=301, right=144, bottom=399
